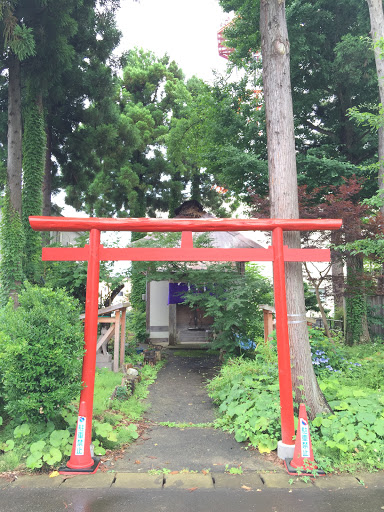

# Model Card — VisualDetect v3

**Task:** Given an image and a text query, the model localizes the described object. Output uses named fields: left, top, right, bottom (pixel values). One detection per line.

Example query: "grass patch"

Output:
left=157, top=421, right=214, bottom=428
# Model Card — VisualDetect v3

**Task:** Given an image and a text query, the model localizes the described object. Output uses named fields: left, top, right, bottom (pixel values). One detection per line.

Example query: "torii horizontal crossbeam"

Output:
left=41, top=246, right=331, bottom=262
left=29, top=216, right=342, bottom=233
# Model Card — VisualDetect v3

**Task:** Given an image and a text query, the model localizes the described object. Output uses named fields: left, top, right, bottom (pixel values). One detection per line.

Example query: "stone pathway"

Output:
left=108, top=350, right=280, bottom=473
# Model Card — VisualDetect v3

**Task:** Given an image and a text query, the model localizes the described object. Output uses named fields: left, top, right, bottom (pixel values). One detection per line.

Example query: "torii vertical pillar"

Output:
left=272, top=227, right=295, bottom=457
left=61, top=229, right=101, bottom=474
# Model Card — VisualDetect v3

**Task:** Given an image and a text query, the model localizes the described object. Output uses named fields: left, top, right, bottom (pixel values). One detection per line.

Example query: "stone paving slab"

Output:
left=261, top=472, right=314, bottom=488
left=213, top=472, right=264, bottom=489
left=113, top=473, right=164, bottom=488
left=61, top=472, right=115, bottom=488
left=354, top=472, right=384, bottom=488
left=11, top=475, right=64, bottom=488
left=163, top=473, right=214, bottom=489
left=313, top=475, right=363, bottom=489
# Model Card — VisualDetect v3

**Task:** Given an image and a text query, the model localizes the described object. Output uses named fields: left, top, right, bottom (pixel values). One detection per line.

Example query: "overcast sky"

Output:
left=115, top=0, right=232, bottom=82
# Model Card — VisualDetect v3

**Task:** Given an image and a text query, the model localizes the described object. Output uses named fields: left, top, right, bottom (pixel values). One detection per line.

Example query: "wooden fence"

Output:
left=367, top=296, right=384, bottom=338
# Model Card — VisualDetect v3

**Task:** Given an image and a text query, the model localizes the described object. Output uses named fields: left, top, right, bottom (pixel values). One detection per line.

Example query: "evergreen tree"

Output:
left=61, top=49, right=193, bottom=218
left=0, top=0, right=121, bottom=302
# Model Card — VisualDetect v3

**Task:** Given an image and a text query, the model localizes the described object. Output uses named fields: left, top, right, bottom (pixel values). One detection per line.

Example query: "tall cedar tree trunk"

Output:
left=22, top=91, right=46, bottom=282
left=366, top=0, right=384, bottom=198
left=260, top=0, right=331, bottom=418
left=366, top=0, right=384, bottom=296
left=2, top=53, right=24, bottom=306
left=7, top=54, right=22, bottom=214
left=43, top=125, right=52, bottom=217
left=330, top=231, right=345, bottom=321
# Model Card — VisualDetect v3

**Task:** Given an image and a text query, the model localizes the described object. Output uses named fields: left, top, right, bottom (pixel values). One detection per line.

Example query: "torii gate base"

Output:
left=30, top=216, right=342, bottom=474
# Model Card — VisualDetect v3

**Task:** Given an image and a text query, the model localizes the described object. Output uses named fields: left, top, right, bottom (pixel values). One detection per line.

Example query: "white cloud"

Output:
left=116, top=0, right=232, bottom=82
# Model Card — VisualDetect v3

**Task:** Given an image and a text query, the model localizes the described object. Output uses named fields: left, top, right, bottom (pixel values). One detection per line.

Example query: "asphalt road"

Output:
left=1, top=486, right=384, bottom=512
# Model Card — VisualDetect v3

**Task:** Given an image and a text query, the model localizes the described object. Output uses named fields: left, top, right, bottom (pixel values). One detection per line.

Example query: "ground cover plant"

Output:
left=0, top=336, right=163, bottom=473
left=207, top=329, right=384, bottom=473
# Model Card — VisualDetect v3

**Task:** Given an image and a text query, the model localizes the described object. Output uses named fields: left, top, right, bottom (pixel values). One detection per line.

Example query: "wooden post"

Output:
left=264, top=310, right=274, bottom=344
left=113, top=311, right=121, bottom=372
left=168, top=303, right=177, bottom=346
left=120, top=307, right=127, bottom=367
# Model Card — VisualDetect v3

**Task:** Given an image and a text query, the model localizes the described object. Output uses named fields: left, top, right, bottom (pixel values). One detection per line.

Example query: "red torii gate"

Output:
left=29, top=216, right=342, bottom=474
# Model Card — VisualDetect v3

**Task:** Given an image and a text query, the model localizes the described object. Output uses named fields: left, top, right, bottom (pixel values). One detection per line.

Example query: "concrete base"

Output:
left=277, top=440, right=295, bottom=460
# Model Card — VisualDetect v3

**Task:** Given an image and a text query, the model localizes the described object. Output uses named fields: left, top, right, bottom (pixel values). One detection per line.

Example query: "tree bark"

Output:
left=345, top=253, right=371, bottom=345
left=7, top=54, right=22, bottom=214
left=260, top=0, right=331, bottom=418
left=366, top=0, right=384, bottom=202
left=330, top=231, right=345, bottom=317
left=42, top=125, right=52, bottom=217
left=366, top=0, right=384, bottom=298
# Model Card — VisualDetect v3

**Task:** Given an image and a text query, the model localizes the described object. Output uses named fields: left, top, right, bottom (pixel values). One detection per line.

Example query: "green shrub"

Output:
left=128, top=310, right=147, bottom=344
left=0, top=283, right=84, bottom=423
left=207, top=357, right=280, bottom=453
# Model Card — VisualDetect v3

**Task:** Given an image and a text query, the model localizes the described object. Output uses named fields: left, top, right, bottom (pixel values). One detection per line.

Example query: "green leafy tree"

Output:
left=365, top=0, right=384, bottom=196
left=149, top=260, right=273, bottom=353
left=167, top=74, right=268, bottom=209
left=43, top=234, right=128, bottom=309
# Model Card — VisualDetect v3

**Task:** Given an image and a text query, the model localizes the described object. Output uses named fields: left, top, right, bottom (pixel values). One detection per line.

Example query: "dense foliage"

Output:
left=0, top=351, right=161, bottom=472
left=165, top=263, right=273, bottom=354
left=0, top=284, right=84, bottom=422
left=208, top=329, right=384, bottom=473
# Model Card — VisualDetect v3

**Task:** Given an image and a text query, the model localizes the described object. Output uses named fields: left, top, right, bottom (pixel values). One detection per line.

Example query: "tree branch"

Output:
left=304, top=119, right=338, bottom=140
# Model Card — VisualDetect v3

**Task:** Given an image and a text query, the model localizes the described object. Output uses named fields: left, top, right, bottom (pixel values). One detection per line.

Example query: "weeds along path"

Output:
left=107, top=350, right=278, bottom=473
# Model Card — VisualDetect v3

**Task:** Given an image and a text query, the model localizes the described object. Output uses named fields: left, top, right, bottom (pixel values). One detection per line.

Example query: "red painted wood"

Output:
left=272, top=227, right=295, bottom=445
left=66, top=229, right=100, bottom=471
left=29, top=216, right=342, bottom=233
left=42, top=246, right=90, bottom=261
left=100, top=247, right=275, bottom=262
left=41, top=246, right=331, bottom=263
left=181, top=231, right=193, bottom=248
